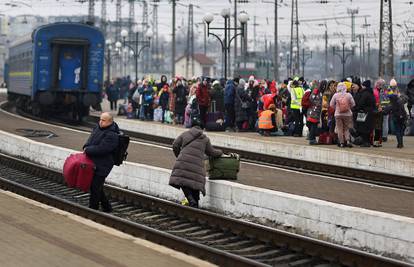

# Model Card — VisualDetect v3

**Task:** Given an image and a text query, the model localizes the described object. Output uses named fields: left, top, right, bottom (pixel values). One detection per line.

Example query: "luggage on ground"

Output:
left=113, top=131, right=130, bottom=166
left=207, top=153, right=240, bottom=180
left=318, top=132, right=335, bottom=145
left=205, top=111, right=225, bottom=131
left=405, top=118, right=414, bottom=136
left=63, top=153, right=95, bottom=192
left=153, top=107, right=163, bottom=122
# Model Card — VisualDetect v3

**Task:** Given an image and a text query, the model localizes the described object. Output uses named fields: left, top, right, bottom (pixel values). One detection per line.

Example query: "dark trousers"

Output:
left=110, top=101, right=117, bottom=111
left=181, top=186, right=200, bottom=208
left=292, top=109, right=303, bottom=136
left=308, top=122, right=318, bottom=141
left=393, top=118, right=404, bottom=146
left=225, top=104, right=235, bottom=128
left=199, top=105, right=208, bottom=129
left=89, top=174, right=111, bottom=211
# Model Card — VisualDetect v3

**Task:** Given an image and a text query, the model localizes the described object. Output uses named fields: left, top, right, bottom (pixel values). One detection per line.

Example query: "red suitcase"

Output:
left=63, top=153, right=95, bottom=192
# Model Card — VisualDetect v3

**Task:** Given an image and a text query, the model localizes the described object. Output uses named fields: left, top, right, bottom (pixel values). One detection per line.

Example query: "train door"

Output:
left=58, top=46, right=83, bottom=90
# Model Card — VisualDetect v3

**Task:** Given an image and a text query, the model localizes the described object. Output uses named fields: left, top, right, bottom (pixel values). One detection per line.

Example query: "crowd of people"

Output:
left=103, top=74, right=414, bottom=149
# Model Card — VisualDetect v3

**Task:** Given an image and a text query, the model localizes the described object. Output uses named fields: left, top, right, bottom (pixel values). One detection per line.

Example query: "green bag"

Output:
left=207, top=154, right=240, bottom=180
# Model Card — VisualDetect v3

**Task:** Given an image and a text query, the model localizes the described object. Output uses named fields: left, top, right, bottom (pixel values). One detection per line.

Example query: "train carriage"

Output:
left=7, top=22, right=104, bottom=120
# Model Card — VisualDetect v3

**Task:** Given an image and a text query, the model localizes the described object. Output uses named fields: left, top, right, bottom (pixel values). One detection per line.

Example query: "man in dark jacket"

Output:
left=353, top=80, right=376, bottom=147
left=169, top=119, right=222, bottom=208
left=83, top=112, right=119, bottom=212
left=224, top=78, right=238, bottom=130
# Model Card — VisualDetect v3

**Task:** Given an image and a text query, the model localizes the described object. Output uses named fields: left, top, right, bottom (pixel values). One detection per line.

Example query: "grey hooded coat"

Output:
left=169, top=126, right=223, bottom=195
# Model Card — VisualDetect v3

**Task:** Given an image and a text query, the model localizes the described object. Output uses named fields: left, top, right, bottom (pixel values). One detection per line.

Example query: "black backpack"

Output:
left=113, top=131, right=130, bottom=166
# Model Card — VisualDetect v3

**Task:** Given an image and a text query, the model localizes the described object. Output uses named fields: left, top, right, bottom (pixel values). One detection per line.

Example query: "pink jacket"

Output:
left=330, top=92, right=355, bottom=117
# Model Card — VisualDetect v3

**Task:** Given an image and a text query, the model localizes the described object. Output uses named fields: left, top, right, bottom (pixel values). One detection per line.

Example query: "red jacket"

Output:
left=196, top=84, right=210, bottom=107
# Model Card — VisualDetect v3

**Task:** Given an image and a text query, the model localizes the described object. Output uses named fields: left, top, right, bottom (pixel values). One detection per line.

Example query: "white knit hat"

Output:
left=389, top=79, right=397, bottom=87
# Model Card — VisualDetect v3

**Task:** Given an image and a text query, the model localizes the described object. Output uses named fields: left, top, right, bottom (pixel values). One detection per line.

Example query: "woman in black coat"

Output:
left=353, top=80, right=376, bottom=147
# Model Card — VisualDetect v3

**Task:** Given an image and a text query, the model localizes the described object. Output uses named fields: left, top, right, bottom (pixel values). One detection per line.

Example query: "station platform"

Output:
left=0, top=189, right=212, bottom=267
left=95, top=99, right=414, bottom=178
left=0, top=102, right=413, bottom=262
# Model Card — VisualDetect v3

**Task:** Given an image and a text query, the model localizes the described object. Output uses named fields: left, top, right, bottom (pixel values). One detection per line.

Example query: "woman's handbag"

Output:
left=356, top=112, right=368, bottom=122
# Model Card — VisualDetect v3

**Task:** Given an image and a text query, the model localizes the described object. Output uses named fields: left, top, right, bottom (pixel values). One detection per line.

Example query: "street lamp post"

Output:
left=203, top=10, right=249, bottom=80
left=300, top=48, right=312, bottom=78
left=333, top=42, right=354, bottom=80
left=120, top=27, right=152, bottom=82
left=104, top=39, right=122, bottom=84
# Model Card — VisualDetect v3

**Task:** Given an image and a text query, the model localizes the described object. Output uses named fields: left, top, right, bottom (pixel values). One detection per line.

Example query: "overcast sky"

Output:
left=1, top=0, right=413, bottom=51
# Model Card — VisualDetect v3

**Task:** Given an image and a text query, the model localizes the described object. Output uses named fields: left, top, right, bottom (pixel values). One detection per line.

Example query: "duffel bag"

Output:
left=207, top=153, right=240, bottom=180
left=63, top=153, right=95, bottom=192
left=205, top=120, right=225, bottom=131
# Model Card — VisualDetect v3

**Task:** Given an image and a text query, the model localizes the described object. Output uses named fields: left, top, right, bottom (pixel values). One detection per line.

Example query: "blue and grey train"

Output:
left=6, top=22, right=104, bottom=120
left=396, top=57, right=414, bottom=88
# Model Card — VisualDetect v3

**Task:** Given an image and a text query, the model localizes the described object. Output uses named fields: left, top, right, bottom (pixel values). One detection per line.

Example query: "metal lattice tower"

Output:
left=378, top=0, right=394, bottom=78
left=151, top=3, right=159, bottom=71
left=289, top=0, right=300, bottom=76
left=115, top=0, right=122, bottom=41
left=185, top=4, right=194, bottom=78
left=141, top=0, right=149, bottom=74
left=101, top=0, right=107, bottom=37
left=88, top=0, right=95, bottom=24
left=128, top=0, right=135, bottom=38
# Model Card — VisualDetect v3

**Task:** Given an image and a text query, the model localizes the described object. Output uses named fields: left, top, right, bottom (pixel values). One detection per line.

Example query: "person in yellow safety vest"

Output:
left=290, top=79, right=305, bottom=137
left=258, top=104, right=277, bottom=136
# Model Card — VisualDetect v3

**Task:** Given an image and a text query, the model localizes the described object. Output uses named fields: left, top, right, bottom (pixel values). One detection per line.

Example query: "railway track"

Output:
left=1, top=100, right=412, bottom=191
left=0, top=153, right=410, bottom=267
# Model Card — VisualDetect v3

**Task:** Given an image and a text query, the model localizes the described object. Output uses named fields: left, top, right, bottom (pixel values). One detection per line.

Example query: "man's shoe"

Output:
left=101, top=202, right=113, bottom=213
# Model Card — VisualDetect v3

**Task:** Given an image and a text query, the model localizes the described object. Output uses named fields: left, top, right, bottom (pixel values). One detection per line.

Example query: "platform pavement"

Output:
left=93, top=99, right=414, bottom=178
left=0, top=189, right=214, bottom=267
left=0, top=129, right=413, bottom=263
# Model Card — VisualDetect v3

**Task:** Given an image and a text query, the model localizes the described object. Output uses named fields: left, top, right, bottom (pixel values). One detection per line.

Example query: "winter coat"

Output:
left=234, top=86, right=251, bottom=123
left=307, top=90, right=323, bottom=124
left=169, top=127, right=222, bottom=195
left=106, top=84, right=119, bottom=101
left=353, top=88, right=376, bottom=134
left=384, top=95, right=408, bottom=124
left=157, top=75, right=168, bottom=91
left=224, top=80, right=236, bottom=105
left=83, top=122, right=120, bottom=177
left=139, top=85, right=154, bottom=105
left=196, top=84, right=211, bottom=107
left=159, top=90, right=170, bottom=109
left=209, top=84, right=224, bottom=112
left=330, top=92, right=355, bottom=117
left=173, top=85, right=188, bottom=114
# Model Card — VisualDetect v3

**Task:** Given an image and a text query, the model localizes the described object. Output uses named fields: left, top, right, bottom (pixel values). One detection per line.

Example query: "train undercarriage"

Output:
left=8, top=91, right=100, bottom=122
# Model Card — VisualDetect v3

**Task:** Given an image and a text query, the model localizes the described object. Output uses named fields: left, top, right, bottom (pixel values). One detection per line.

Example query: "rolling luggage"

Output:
left=205, top=111, right=225, bottom=131
left=207, top=153, right=240, bottom=180
left=63, top=153, right=95, bottom=192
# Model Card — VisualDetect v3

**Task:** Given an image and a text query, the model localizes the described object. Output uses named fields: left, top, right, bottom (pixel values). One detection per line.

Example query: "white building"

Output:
left=175, top=53, right=216, bottom=78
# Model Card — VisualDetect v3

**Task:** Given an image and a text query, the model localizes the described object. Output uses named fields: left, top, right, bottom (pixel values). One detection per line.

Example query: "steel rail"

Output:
left=0, top=153, right=411, bottom=267
left=1, top=101, right=411, bottom=191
